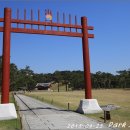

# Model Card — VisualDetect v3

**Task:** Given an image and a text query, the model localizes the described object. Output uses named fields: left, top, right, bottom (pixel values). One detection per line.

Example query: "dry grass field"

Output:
left=26, top=89, right=130, bottom=130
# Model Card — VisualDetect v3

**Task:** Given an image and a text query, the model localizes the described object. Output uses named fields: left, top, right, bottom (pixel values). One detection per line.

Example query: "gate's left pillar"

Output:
left=1, top=8, right=11, bottom=104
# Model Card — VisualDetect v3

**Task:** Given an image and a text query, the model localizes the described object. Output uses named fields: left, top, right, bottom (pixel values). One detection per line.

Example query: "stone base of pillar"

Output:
left=0, top=103, right=17, bottom=120
left=77, top=99, right=103, bottom=114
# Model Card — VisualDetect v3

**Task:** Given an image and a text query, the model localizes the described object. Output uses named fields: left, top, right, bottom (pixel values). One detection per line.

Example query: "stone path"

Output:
left=14, top=94, right=118, bottom=130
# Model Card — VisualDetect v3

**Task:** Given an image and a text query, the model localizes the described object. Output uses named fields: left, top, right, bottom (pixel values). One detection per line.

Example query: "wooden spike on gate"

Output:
left=17, top=9, right=19, bottom=28
left=75, top=15, right=77, bottom=32
left=57, top=11, right=59, bottom=31
left=31, top=9, right=33, bottom=29
left=24, top=9, right=26, bottom=29
left=44, top=9, right=46, bottom=30
left=63, top=13, right=65, bottom=32
left=38, top=9, right=40, bottom=30
left=50, top=10, right=53, bottom=30
left=69, top=14, right=71, bottom=32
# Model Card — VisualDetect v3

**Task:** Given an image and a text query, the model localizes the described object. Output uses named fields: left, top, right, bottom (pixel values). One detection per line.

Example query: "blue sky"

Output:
left=0, top=0, right=130, bottom=74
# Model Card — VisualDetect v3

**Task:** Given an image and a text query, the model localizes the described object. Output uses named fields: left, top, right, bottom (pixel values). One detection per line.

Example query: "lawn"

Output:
left=0, top=94, right=21, bottom=130
left=26, top=89, right=130, bottom=130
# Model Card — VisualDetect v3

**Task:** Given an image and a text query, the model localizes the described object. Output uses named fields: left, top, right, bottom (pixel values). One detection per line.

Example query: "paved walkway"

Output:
left=14, top=94, right=118, bottom=130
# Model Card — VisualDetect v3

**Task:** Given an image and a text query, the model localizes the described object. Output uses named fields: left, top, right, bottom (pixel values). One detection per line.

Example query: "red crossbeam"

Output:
left=0, top=27, right=3, bottom=32
left=11, top=28, right=82, bottom=37
left=11, top=19, right=94, bottom=30
left=0, top=27, right=94, bottom=38
left=12, top=28, right=93, bottom=38
left=0, top=18, right=4, bottom=22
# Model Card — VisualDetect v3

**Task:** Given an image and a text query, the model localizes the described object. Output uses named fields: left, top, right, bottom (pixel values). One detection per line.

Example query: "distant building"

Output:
left=35, top=83, right=52, bottom=90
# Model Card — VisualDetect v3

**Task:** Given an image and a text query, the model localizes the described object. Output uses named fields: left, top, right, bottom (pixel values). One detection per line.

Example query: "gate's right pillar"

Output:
left=81, top=17, right=92, bottom=99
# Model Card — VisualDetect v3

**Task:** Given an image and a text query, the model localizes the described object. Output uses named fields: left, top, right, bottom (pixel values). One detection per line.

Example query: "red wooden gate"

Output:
left=0, top=8, right=94, bottom=103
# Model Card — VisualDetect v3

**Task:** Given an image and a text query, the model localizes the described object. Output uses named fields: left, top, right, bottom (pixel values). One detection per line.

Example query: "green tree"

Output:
left=117, top=69, right=130, bottom=88
left=10, top=63, right=19, bottom=90
left=53, top=71, right=62, bottom=92
left=18, top=66, right=35, bottom=90
left=60, top=71, right=71, bottom=91
left=69, top=71, right=84, bottom=90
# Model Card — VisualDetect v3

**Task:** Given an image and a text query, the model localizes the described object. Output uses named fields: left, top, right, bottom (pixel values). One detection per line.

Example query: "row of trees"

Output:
left=92, top=70, right=130, bottom=89
left=0, top=56, right=130, bottom=91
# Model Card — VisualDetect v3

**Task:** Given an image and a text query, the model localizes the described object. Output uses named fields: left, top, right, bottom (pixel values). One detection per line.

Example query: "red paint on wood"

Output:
left=0, top=18, right=4, bottom=22
left=1, top=8, right=11, bottom=103
left=0, top=27, right=3, bottom=32
left=11, top=19, right=93, bottom=30
left=11, top=28, right=83, bottom=37
left=81, top=17, right=92, bottom=99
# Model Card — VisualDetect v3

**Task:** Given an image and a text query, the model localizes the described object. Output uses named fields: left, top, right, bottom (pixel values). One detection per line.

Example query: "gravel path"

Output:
left=14, top=94, right=118, bottom=130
